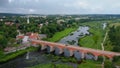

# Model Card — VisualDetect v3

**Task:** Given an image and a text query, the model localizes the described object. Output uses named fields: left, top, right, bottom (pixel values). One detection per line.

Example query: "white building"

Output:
left=22, top=36, right=29, bottom=43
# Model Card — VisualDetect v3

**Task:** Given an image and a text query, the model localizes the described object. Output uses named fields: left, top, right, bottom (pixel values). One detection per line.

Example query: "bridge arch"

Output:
left=85, top=51, right=100, bottom=60
left=46, top=45, right=55, bottom=53
left=55, top=46, right=64, bottom=55
left=78, top=50, right=88, bottom=59
left=40, top=44, right=47, bottom=50
left=74, top=50, right=83, bottom=60
left=104, top=54, right=115, bottom=61
left=64, top=48, right=74, bottom=57
left=30, top=40, right=120, bottom=61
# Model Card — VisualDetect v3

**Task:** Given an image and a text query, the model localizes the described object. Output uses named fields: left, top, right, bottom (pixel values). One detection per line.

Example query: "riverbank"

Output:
left=29, top=62, right=101, bottom=68
left=78, top=21, right=106, bottom=50
left=28, top=25, right=102, bottom=68
left=0, top=47, right=38, bottom=63
left=0, top=26, right=77, bottom=63
left=0, top=25, right=103, bottom=68
left=46, top=27, right=78, bottom=42
left=28, top=58, right=101, bottom=68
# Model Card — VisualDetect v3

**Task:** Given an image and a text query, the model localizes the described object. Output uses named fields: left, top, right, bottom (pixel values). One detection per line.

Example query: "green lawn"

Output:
left=79, top=22, right=105, bottom=50
left=78, top=60, right=101, bottom=68
left=28, top=60, right=101, bottom=68
left=79, top=36, right=98, bottom=49
left=28, top=63, right=73, bottom=68
left=47, top=27, right=77, bottom=42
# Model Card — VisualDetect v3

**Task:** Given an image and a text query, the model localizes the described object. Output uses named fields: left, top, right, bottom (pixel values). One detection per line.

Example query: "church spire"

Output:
left=27, top=16, right=30, bottom=24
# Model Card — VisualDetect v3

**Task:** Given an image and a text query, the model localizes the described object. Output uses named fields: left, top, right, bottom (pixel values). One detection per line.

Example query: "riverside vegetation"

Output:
left=0, top=15, right=120, bottom=68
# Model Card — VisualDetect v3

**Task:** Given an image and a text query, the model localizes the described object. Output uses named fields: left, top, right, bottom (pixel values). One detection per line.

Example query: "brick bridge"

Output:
left=30, top=39, right=120, bottom=61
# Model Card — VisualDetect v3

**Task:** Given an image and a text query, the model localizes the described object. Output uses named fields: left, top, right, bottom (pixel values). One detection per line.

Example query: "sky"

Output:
left=0, top=0, right=120, bottom=14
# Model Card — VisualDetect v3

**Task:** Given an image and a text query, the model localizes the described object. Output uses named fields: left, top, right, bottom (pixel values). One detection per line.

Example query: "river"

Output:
left=59, top=26, right=89, bottom=45
left=58, top=26, right=94, bottom=60
left=0, top=26, right=91, bottom=68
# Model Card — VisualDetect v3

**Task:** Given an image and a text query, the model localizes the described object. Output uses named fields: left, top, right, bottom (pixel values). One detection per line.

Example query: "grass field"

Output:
left=28, top=63, right=73, bottom=68
left=78, top=60, right=101, bottom=68
left=28, top=60, right=102, bottom=68
left=109, top=22, right=120, bottom=27
left=79, top=21, right=105, bottom=50
left=47, top=27, right=77, bottom=42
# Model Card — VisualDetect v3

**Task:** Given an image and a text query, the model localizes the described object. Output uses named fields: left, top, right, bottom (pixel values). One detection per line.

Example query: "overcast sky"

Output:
left=0, top=0, right=120, bottom=14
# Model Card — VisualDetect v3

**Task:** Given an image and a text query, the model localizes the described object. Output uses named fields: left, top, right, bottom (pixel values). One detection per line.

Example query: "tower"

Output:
left=27, top=16, right=30, bottom=24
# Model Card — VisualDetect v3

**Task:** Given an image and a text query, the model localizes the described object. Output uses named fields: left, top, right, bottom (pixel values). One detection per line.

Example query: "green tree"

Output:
left=0, top=35, right=8, bottom=48
left=104, top=60, right=115, bottom=68
left=108, top=26, right=120, bottom=52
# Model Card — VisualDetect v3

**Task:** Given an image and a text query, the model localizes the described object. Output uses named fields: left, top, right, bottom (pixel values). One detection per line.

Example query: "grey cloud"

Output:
left=0, top=0, right=9, bottom=6
left=0, top=0, right=120, bottom=14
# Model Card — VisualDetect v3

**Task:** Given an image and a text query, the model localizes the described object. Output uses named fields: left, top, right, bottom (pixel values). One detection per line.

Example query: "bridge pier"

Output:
left=41, top=45, right=47, bottom=50
left=58, top=48, right=63, bottom=54
left=69, top=50, right=74, bottom=56
left=55, top=47, right=63, bottom=55
left=94, top=55, right=98, bottom=60
left=92, top=52, right=101, bottom=61
left=30, top=40, right=120, bottom=62
left=49, top=46, right=55, bottom=52
left=106, top=55, right=114, bottom=61
left=81, top=52, right=85, bottom=59
left=79, top=50, right=87, bottom=59
left=109, top=58, right=113, bottom=61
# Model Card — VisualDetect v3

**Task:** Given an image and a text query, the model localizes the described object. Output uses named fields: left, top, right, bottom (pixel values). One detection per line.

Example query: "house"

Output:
left=17, top=33, right=40, bottom=43
left=57, top=19, right=65, bottom=24
left=22, top=36, right=29, bottom=43
left=38, top=24, right=43, bottom=29
left=5, top=21, right=14, bottom=26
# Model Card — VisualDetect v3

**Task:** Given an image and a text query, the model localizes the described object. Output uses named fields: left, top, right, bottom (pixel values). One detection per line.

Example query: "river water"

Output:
left=0, top=26, right=92, bottom=68
left=59, top=26, right=89, bottom=45
left=58, top=26, right=94, bottom=60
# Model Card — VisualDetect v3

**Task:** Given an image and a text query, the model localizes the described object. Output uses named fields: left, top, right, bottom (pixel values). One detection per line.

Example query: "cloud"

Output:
left=64, top=1, right=89, bottom=8
left=63, top=0, right=104, bottom=14
left=0, top=0, right=9, bottom=6
left=8, top=0, right=14, bottom=3
left=0, top=0, right=120, bottom=14
left=90, top=7, right=104, bottom=13
left=29, top=9, right=36, bottom=13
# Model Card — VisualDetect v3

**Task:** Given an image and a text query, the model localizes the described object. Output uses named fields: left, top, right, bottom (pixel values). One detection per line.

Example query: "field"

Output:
left=109, top=22, right=120, bottom=27
left=28, top=59, right=102, bottom=68
left=28, top=63, right=73, bottom=68
left=79, top=21, right=105, bottom=50
left=47, top=27, right=77, bottom=42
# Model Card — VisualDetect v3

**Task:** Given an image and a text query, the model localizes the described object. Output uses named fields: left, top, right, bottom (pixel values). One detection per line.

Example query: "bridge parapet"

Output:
left=30, top=40, right=120, bottom=61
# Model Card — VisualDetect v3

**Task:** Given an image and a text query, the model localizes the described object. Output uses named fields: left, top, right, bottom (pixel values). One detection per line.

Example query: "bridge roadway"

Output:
left=31, top=39, right=120, bottom=60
